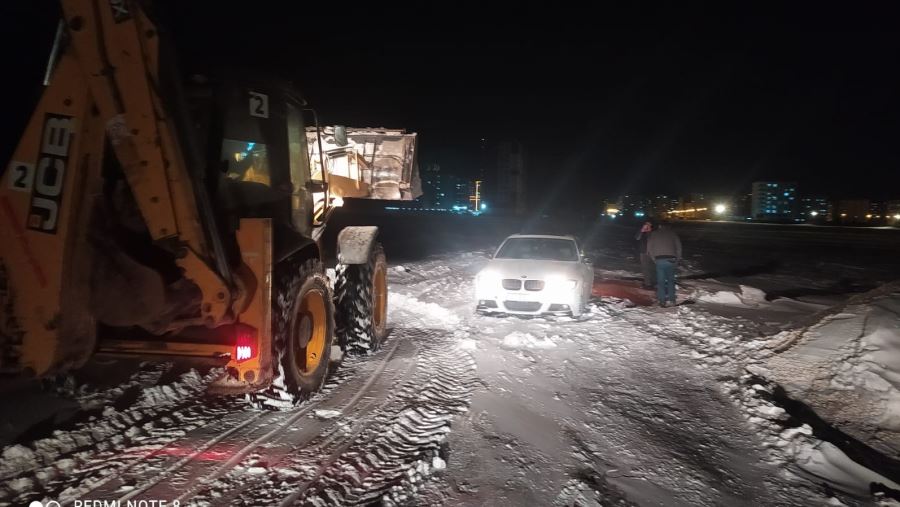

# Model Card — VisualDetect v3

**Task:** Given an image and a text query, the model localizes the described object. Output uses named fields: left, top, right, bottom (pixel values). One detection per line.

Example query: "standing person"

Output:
left=634, top=220, right=656, bottom=289
left=646, top=222, right=682, bottom=307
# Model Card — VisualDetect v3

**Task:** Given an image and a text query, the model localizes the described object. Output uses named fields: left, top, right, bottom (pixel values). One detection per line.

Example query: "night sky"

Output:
left=4, top=2, right=900, bottom=207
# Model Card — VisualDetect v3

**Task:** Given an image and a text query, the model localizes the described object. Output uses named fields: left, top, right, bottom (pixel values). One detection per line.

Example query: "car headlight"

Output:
left=546, top=275, right=578, bottom=291
left=476, top=271, right=501, bottom=293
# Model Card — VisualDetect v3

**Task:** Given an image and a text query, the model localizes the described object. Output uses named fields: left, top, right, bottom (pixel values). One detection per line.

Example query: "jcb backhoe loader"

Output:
left=0, top=0, right=419, bottom=403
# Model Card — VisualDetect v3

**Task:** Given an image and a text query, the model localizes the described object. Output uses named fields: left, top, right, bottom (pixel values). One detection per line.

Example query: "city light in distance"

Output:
left=670, top=207, right=708, bottom=214
left=810, top=211, right=819, bottom=217
left=713, top=204, right=727, bottom=214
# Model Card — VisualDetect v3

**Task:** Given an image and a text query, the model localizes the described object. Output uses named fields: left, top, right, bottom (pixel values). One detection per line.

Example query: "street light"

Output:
left=810, top=211, right=819, bottom=217
left=713, top=204, right=727, bottom=214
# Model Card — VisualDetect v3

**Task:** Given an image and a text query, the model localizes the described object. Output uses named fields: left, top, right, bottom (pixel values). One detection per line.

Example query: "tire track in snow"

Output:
left=292, top=329, right=477, bottom=506
left=1, top=330, right=393, bottom=505
left=142, top=335, right=410, bottom=505
left=0, top=368, right=233, bottom=505
left=184, top=331, right=424, bottom=505
left=207, top=292, right=477, bottom=506
left=75, top=351, right=367, bottom=503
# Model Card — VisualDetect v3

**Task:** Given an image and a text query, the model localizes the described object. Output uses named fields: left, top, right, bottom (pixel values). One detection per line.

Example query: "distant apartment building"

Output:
left=421, top=163, right=445, bottom=208
left=888, top=200, right=900, bottom=225
left=616, top=195, right=651, bottom=218
left=751, top=182, right=798, bottom=220
left=449, top=177, right=472, bottom=209
left=800, top=196, right=829, bottom=220
left=837, top=199, right=870, bottom=224
left=887, top=200, right=900, bottom=217
left=867, top=201, right=886, bottom=223
left=603, top=195, right=653, bottom=218
left=735, top=193, right=752, bottom=218
left=649, top=195, right=676, bottom=216
left=682, top=193, right=708, bottom=207
left=495, top=141, right=526, bottom=215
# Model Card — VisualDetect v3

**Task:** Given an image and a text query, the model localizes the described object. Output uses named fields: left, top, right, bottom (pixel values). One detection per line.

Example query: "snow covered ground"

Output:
left=763, top=285, right=900, bottom=460
left=1, top=219, right=899, bottom=506
left=387, top=253, right=845, bottom=506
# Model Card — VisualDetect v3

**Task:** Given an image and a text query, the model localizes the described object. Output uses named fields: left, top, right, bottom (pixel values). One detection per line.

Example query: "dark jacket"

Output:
left=634, top=230, right=650, bottom=255
left=647, top=227, right=682, bottom=261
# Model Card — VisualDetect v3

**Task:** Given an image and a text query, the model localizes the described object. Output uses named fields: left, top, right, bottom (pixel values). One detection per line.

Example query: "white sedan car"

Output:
left=475, top=234, right=594, bottom=317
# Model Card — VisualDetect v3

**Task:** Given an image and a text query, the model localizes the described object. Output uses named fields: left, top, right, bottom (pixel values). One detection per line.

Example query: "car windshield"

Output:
left=495, top=238, right=579, bottom=262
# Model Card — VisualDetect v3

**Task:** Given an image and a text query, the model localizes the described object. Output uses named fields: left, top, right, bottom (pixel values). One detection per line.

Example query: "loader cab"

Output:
left=209, top=79, right=329, bottom=240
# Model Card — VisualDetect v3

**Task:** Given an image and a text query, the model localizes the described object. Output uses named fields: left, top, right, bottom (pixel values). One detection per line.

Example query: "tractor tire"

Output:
left=251, top=258, right=335, bottom=408
left=334, top=242, right=388, bottom=354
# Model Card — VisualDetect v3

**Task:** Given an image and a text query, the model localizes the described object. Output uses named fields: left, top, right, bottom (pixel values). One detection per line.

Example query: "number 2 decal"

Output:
left=6, top=161, right=35, bottom=192
left=249, top=91, right=269, bottom=118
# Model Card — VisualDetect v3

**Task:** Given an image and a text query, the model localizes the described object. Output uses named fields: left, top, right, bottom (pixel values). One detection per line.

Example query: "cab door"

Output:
left=285, top=101, right=329, bottom=237
left=217, top=85, right=292, bottom=220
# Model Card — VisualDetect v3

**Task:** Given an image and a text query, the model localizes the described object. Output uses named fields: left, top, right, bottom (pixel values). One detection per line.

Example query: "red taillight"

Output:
left=234, top=331, right=257, bottom=363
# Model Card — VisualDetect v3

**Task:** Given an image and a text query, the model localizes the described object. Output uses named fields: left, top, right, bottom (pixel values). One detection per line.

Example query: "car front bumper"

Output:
left=475, top=287, right=582, bottom=315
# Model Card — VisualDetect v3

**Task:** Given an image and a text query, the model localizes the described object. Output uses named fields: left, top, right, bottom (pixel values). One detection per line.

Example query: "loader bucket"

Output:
left=307, top=127, right=420, bottom=201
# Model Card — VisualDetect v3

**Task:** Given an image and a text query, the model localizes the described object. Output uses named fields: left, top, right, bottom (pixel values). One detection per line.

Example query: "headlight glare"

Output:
left=546, top=275, right=578, bottom=291
left=476, top=271, right=501, bottom=293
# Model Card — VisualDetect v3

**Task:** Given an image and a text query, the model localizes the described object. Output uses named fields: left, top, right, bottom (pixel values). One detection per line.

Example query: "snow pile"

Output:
left=313, top=409, right=342, bottom=420
left=1, top=445, right=36, bottom=481
left=699, top=285, right=768, bottom=307
left=697, top=284, right=829, bottom=314
left=500, top=332, right=558, bottom=350
left=795, top=441, right=900, bottom=497
left=0, top=367, right=221, bottom=485
left=764, top=293, right=900, bottom=456
left=699, top=290, right=744, bottom=305
left=57, top=363, right=171, bottom=412
left=629, top=305, right=772, bottom=368
left=630, top=287, right=900, bottom=502
left=739, top=285, right=768, bottom=305
left=725, top=373, right=900, bottom=501
left=389, top=293, right=460, bottom=329
left=137, top=369, right=207, bottom=407
left=458, top=338, right=477, bottom=350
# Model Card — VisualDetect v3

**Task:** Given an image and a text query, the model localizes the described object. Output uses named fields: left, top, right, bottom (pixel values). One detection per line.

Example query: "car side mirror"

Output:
left=583, top=256, right=593, bottom=264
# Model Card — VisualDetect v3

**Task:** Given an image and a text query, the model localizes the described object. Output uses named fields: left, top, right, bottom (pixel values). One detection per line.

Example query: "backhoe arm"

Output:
left=59, top=0, right=238, bottom=326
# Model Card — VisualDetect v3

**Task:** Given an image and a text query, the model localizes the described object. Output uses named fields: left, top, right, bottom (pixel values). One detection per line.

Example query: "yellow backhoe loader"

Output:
left=0, top=0, right=419, bottom=404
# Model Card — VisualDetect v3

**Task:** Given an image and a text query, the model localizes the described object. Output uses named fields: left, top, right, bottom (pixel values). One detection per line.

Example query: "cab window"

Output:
left=222, top=139, right=270, bottom=186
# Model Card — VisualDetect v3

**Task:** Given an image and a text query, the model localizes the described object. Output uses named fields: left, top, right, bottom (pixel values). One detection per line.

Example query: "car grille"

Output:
left=524, top=280, right=544, bottom=291
left=502, top=279, right=522, bottom=290
left=504, top=301, right=542, bottom=312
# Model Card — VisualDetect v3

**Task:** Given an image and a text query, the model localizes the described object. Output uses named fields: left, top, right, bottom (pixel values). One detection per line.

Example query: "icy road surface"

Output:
left=390, top=253, right=830, bottom=506
left=0, top=327, right=477, bottom=506
left=2, top=246, right=892, bottom=506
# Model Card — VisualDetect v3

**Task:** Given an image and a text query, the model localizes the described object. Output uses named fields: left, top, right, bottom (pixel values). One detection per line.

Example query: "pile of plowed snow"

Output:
left=761, top=290, right=900, bottom=459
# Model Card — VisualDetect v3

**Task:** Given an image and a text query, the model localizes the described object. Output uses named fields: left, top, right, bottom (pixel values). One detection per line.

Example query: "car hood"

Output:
left=482, top=258, right=583, bottom=280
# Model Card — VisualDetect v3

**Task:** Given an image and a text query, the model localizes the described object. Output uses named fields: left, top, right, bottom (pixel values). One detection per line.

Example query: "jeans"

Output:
left=655, top=258, right=677, bottom=304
